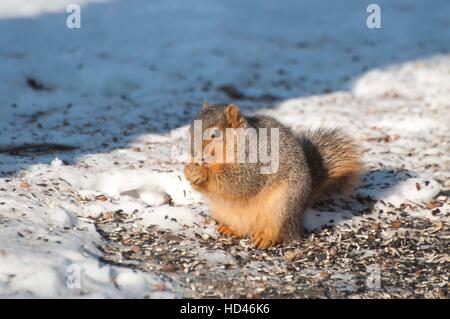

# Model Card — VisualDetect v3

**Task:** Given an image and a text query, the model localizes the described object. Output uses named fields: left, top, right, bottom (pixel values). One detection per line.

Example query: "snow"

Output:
left=0, top=0, right=449, bottom=298
left=139, top=206, right=202, bottom=231
left=198, top=249, right=237, bottom=266
left=304, top=209, right=355, bottom=232
left=359, top=177, right=441, bottom=207
left=50, top=157, right=64, bottom=167
left=0, top=0, right=109, bottom=19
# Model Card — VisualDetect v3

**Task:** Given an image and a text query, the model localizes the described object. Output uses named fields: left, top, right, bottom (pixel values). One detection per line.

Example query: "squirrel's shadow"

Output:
left=303, top=167, right=417, bottom=233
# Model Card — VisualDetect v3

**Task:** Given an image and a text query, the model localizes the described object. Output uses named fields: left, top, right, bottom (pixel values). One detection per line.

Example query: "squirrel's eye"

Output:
left=211, top=128, right=222, bottom=138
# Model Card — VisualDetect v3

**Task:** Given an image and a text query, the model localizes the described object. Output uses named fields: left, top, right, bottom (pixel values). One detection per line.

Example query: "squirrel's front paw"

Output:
left=184, top=163, right=208, bottom=185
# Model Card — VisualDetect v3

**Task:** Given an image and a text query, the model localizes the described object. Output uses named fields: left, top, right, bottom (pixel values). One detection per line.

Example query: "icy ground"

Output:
left=0, top=0, right=449, bottom=298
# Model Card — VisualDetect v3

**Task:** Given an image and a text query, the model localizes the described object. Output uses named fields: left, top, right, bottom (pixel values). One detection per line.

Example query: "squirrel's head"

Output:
left=188, top=101, right=247, bottom=163
left=197, top=100, right=246, bottom=129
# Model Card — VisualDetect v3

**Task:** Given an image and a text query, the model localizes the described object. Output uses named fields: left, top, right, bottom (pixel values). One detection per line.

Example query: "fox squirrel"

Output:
left=184, top=101, right=362, bottom=249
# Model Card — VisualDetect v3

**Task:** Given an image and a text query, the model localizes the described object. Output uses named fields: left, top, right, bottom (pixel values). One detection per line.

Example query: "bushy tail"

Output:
left=298, top=128, right=362, bottom=205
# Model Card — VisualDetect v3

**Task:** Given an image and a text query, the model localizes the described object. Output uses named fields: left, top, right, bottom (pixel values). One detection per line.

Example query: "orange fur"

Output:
left=217, top=222, right=238, bottom=237
left=207, top=163, right=223, bottom=173
left=207, top=182, right=288, bottom=249
left=185, top=162, right=289, bottom=248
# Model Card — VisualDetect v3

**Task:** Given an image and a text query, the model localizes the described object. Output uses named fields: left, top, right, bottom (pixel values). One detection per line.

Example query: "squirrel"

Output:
left=184, top=101, right=362, bottom=249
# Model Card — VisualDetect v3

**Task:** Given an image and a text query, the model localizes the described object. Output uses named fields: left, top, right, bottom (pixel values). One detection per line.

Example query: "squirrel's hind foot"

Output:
left=252, top=235, right=276, bottom=249
left=217, top=223, right=238, bottom=237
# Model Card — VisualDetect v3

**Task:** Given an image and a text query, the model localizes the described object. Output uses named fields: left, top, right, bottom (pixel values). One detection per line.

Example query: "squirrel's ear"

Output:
left=224, top=104, right=242, bottom=128
left=202, top=100, right=209, bottom=110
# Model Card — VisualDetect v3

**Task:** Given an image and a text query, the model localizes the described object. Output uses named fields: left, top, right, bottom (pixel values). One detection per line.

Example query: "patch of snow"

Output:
left=198, top=249, right=237, bottom=266
left=138, top=205, right=202, bottom=231
left=304, top=209, right=355, bottom=232
left=360, top=177, right=441, bottom=207
left=51, top=157, right=64, bottom=167
left=0, top=0, right=110, bottom=19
